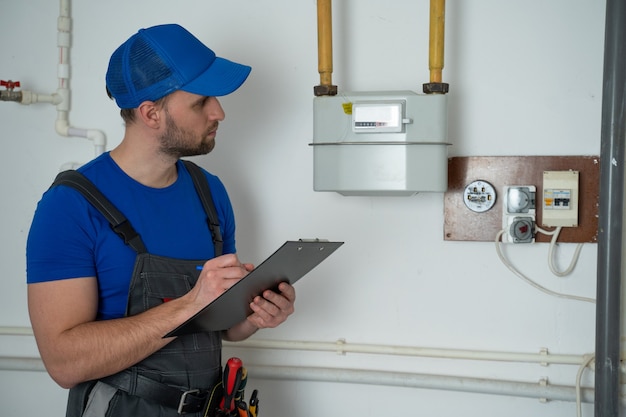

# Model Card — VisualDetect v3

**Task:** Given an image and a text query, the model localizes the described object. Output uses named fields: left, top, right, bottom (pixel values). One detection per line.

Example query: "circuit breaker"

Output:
left=542, top=171, right=579, bottom=227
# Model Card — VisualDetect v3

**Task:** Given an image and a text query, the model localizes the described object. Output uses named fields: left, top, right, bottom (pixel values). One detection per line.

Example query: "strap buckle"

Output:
left=177, top=389, right=200, bottom=414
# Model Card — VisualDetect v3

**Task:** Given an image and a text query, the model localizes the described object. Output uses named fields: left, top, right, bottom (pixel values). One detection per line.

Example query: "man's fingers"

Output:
left=201, top=253, right=243, bottom=269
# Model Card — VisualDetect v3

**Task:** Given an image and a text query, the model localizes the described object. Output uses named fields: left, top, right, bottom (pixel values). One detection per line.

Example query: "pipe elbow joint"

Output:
left=88, top=129, right=106, bottom=147
left=55, top=119, right=70, bottom=137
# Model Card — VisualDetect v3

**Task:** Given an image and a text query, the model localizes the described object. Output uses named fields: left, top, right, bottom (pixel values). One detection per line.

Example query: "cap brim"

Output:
left=181, top=57, right=251, bottom=97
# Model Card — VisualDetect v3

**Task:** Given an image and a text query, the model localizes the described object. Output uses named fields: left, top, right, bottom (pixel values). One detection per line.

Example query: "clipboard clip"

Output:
left=298, top=238, right=329, bottom=242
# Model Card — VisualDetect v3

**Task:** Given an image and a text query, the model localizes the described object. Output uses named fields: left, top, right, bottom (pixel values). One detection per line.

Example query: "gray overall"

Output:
left=53, top=161, right=225, bottom=417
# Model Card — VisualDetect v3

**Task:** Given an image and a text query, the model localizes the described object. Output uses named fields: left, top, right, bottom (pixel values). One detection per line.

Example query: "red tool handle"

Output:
left=220, top=357, right=243, bottom=412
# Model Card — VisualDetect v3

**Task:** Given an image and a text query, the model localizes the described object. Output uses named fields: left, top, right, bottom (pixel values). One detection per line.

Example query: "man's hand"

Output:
left=187, top=254, right=254, bottom=310
left=223, top=282, right=296, bottom=341
left=248, top=282, right=296, bottom=329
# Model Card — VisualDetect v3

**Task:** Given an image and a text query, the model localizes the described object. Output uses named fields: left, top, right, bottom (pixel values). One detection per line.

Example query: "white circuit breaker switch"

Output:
left=542, top=170, right=579, bottom=227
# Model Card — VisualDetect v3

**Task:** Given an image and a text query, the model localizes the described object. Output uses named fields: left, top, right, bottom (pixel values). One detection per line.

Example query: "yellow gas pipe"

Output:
left=424, top=0, right=449, bottom=94
left=429, top=0, right=445, bottom=83
left=315, top=0, right=337, bottom=96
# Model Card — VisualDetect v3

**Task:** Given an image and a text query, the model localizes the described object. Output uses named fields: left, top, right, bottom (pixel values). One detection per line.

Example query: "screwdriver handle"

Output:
left=249, top=389, right=259, bottom=417
left=221, top=357, right=243, bottom=412
left=235, top=367, right=248, bottom=402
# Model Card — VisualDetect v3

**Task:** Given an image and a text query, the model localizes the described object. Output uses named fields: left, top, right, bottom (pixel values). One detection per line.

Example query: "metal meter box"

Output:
left=311, top=91, right=449, bottom=196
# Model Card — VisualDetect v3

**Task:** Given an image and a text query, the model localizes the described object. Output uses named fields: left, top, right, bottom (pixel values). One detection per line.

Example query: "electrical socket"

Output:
left=505, top=216, right=535, bottom=243
left=502, top=186, right=536, bottom=243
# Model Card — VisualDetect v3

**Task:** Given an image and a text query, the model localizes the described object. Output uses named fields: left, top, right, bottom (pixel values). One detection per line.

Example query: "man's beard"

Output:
left=159, top=112, right=217, bottom=158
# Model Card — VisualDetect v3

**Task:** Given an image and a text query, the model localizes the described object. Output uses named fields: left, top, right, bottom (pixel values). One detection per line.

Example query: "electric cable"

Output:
left=495, top=229, right=595, bottom=304
left=575, top=354, right=595, bottom=417
left=535, top=226, right=584, bottom=277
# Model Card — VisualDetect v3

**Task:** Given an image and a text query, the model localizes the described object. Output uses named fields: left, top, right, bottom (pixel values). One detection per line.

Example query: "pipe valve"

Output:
left=0, top=80, right=23, bottom=102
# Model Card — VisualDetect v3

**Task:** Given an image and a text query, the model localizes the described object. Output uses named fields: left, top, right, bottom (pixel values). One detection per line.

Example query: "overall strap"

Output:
left=182, top=160, right=223, bottom=257
left=51, top=171, right=148, bottom=254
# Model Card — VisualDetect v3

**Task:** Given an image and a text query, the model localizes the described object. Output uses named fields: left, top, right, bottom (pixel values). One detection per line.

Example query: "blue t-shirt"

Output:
left=26, top=153, right=236, bottom=320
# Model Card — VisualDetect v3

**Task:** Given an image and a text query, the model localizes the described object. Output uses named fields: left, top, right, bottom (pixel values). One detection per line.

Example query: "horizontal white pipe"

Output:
left=224, top=338, right=589, bottom=366
left=57, top=118, right=107, bottom=157
left=0, top=356, right=593, bottom=404
left=19, top=90, right=62, bottom=105
left=1, top=327, right=588, bottom=366
left=0, top=326, right=33, bottom=336
left=0, top=357, right=45, bottom=372
left=249, top=365, right=595, bottom=404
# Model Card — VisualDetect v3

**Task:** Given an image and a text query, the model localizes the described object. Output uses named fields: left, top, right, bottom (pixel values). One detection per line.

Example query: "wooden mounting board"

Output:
left=444, top=156, right=600, bottom=243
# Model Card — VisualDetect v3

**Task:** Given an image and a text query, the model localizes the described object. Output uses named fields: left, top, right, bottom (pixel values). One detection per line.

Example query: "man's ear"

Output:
left=136, top=101, right=162, bottom=129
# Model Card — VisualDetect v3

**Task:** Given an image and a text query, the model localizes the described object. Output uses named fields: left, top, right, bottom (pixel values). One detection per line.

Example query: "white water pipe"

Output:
left=224, top=338, right=589, bottom=366
left=55, top=0, right=106, bottom=157
left=0, top=326, right=590, bottom=367
left=0, top=327, right=33, bottom=336
left=3, top=0, right=106, bottom=157
left=0, top=356, right=594, bottom=404
left=0, top=327, right=597, bottom=406
left=0, top=357, right=45, bottom=372
left=250, top=365, right=595, bottom=404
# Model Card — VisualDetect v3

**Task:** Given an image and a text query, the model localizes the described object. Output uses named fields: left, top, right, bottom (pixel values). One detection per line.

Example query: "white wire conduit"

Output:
left=0, top=327, right=597, bottom=405
left=0, top=356, right=594, bottom=404
left=0, top=357, right=45, bottom=372
left=0, top=326, right=34, bottom=336
left=1, top=326, right=589, bottom=366
left=224, top=338, right=588, bottom=366
left=0, top=326, right=589, bottom=366
left=250, top=365, right=595, bottom=404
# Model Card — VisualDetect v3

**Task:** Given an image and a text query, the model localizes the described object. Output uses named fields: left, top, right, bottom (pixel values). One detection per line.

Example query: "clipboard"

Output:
left=166, top=240, right=343, bottom=336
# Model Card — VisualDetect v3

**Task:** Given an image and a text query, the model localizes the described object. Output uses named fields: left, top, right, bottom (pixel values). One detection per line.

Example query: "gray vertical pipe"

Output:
left=595, top=0, right=626, bottom=415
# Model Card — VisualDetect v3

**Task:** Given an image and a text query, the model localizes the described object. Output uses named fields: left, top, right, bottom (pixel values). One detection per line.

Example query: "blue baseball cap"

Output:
left=106, top=24, right=252, bottom=109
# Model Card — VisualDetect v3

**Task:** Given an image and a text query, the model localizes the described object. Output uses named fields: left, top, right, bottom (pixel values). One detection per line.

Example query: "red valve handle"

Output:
left=1, top=80, right=21, bottom=90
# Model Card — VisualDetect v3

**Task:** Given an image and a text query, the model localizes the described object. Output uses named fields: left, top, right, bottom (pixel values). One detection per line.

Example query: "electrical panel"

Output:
left=444, top=156, right=598, bottom=243
left=542, top=171, right=579, bottom=227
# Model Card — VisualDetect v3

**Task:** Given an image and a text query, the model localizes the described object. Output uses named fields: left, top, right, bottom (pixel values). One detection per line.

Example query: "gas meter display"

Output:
left=352, top=101, right=405, bottom=133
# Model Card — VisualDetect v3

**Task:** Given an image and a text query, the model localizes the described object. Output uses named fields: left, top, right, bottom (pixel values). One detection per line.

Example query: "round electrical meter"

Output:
left=463, top=180, right=496, bottom=213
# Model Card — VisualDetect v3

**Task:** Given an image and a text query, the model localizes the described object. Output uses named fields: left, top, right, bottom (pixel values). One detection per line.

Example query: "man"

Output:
left=26, top=23, right=295, bottom=416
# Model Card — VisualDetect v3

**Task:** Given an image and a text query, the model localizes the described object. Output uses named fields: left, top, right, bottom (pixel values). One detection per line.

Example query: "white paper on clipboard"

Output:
left=165, top=240, right=343, bottom=337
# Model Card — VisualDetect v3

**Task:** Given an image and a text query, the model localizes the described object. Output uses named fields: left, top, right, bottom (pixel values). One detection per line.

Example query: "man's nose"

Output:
left=207, top=97, right=225, bottom=121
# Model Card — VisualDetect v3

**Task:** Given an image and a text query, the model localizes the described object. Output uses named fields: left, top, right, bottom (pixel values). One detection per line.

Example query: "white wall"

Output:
left=0, top=0, right=606, bottom=416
